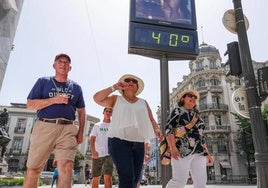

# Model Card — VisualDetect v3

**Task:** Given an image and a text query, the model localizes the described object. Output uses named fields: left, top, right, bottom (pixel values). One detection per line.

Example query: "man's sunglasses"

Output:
left=124, top=78, right=138, bottom=84
left=185, top=93, right=198, bottom=99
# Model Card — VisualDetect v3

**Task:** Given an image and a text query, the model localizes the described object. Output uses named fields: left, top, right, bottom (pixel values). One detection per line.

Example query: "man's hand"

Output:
left=76, top=131, right=83, bottom=144
left=92, top=150, right=99, bottom=159
left=52, top=94, right=69, bottom=104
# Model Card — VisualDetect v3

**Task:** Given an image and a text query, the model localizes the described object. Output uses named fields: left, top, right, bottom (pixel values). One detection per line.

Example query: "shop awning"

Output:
left=220, top=161, right=231, bottom=168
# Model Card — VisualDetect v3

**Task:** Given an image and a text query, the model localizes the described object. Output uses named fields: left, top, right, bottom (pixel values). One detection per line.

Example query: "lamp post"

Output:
left=160, top=55, right=172, bottom=187
left=231, top=0, right=268, bottom=187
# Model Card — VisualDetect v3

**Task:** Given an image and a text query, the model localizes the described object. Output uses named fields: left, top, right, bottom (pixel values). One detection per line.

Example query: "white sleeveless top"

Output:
left=108, top=96, right=155, bottom=142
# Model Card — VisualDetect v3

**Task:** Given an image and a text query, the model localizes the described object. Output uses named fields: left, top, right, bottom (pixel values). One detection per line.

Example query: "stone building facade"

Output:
left=158, top=42, right=268, bottom=184
left=0, top=103, right=99, bottom=178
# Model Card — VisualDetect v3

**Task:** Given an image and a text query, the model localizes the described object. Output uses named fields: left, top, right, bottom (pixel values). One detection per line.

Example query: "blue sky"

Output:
left=0, top=0, right=268, bottom=119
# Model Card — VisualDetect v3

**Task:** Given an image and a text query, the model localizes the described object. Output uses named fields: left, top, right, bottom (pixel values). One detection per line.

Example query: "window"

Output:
left=196, top=61, right=203, bottom=70
left=212, top=96, right=220, bottom=108
left=235, top=79, right=241, bottom=86
left=201, top=115, right=209, bottom=125
left=210, top=77, right=218, bottom=86
left=197, top=78, right=205, bottom=88
left=215, top=115, right=222, bottom=126
left=14, top=118, right=27, bottom=133
left=206, top=137, right=213, bottom=153
left=210, top=61, right=217, bottom=69
left=11, top=137, right=23, bottom=154
left=17, top=118, right=26, bottom=129
left=217, top=135, right=227, bottom=152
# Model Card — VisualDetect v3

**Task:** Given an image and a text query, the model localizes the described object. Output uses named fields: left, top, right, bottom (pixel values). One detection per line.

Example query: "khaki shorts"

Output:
left=26, top=120, right=78, bottom=169
left=92, top=156, right=113, bottom=177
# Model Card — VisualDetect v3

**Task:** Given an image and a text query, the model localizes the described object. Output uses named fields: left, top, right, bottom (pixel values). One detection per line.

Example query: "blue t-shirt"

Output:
left=27, top=76, right=85, bottom=120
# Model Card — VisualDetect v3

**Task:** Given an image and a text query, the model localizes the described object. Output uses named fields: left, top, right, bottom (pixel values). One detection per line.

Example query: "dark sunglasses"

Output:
left=124, top=78, right=138, bottom=84
left=185, top=93, right=198, bottom=99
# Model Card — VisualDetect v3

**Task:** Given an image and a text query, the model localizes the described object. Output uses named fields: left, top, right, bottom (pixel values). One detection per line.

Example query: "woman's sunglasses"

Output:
left=185, top=93, right=198, bottom=99
left=124, top=78, right=138, bottom=84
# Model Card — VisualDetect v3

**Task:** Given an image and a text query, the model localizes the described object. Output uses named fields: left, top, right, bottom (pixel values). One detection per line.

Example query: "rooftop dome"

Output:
left=199, top=42, right=220, bottom=55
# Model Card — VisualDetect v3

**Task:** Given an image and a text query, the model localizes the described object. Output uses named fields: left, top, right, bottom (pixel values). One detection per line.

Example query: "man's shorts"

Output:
left=26, top=120, right=78, bottom=169
left=92, top=156, right=113, bottom=177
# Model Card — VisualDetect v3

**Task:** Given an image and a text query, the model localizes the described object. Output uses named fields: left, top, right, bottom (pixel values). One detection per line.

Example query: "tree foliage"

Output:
left=262, top=104, right=268, bottom=140
left=231, top=112, right=255, bottom=162
left=262, top=104, right=268, bottom=122
left=74, top=150, right=85, bottom=172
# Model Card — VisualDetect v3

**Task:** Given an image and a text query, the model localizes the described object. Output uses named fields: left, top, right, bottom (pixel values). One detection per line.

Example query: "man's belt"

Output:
left=38, top=118, right=73, bottom=125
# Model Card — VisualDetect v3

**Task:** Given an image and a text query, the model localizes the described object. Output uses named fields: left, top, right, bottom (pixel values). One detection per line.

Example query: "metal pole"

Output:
left=233, top=0, right=268, bottom=187
left=160, top=55, right=171, bottom=187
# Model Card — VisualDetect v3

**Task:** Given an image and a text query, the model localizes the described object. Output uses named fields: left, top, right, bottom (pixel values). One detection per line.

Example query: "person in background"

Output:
left=23, top=53, right=86, bottom=188
left=84, top=164, right=91, bottom=186
left=51, top=167, right=58, bottom=188
left=165, top=89, right=213, bottom=188
left=136, top=140, right=150, bottom=188
left=90, top=107, right=113, bottom=188
left=93, top=74, right=163, bottom=188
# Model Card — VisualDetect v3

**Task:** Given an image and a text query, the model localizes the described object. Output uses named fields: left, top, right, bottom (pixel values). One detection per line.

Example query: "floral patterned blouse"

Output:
left=165, top=106, right=208, bottom=158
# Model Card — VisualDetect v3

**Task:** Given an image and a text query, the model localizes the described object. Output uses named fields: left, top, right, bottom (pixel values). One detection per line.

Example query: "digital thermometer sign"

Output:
left=129, top=22, right=199, bottom=59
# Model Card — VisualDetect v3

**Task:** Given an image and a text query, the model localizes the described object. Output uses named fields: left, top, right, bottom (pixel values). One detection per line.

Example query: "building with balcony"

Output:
left=155, top=42, right=268, bottom=184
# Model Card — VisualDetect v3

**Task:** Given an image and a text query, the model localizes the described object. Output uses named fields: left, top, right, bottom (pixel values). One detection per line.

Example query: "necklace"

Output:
left=123, top=94, right=138, bottom=103
left=51, top=77, right=72, bottom=95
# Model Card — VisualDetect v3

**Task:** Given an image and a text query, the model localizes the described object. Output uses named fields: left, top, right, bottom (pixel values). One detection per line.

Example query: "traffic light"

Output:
left=224, top=41, right=242, bottom=77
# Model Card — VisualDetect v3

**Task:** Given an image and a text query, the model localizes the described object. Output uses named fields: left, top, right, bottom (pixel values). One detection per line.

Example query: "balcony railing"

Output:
left=210, top=85, right=223, bottom=93
left=9, top=148, right=22, bottom=154
left=14, top=126, right=26, bottom=133
left=196, top=86, right=223, bottom=94
left=205, top=125, right=231, bottom=133
left=198, top=103, right=228, bottom=112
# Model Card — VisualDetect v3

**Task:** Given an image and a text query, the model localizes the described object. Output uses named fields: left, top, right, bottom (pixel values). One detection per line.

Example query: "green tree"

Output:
left=74, top=150, right=84, bottom=172
left=232, top=112, right=255, bottom=180
left=262, top=104, right=268, bottom=140
left=262, top=104, right=268, bottom=121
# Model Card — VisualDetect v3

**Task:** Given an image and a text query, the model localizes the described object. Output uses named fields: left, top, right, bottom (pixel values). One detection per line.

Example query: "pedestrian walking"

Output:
left=90, top=107, right=113, bottom=188
left=23, top=53, right=86, bottom=188
left=84, top=164, right=91, bottom=186
left=51, top=168, right=58, bottom=188
left=165, top=89, right=213, bottom=188
left=93, top=74, right=163, bottom=188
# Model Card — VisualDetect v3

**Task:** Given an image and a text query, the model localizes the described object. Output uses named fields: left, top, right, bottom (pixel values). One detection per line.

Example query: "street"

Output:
left=0, top=184, right=257, bottom=188
left=36, top=184, right=257, bottom=188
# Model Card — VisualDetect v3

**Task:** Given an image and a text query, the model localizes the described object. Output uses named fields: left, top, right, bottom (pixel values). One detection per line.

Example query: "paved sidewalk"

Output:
left=36, top=184, right=257, bottom=188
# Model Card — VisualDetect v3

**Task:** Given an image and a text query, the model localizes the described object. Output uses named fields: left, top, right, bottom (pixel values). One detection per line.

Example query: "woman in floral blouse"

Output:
left=165, top=89, right=213, bottom=188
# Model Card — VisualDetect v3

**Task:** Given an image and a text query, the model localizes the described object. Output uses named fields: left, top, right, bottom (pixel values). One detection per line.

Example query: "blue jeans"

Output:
left=108, top=137, right=144, bottom=188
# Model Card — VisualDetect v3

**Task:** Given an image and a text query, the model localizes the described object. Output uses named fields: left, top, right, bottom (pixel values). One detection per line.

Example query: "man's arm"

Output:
left=90, top=136, right=98, bottom=158
left=27, top=94, right=69, bottom=110
left=27, top=98, right=54, bottom=110
left=76, top=108, right=86, bottom=144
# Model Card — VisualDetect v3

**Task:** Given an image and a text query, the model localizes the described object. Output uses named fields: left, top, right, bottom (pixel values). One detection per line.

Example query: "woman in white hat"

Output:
left=93, top=74, right=163, bottom=188
left=165, top=89, right=213, bottom=188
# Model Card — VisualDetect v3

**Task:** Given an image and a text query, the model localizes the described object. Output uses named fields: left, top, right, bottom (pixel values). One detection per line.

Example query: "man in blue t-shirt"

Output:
left=23, top=53, right=86, bottom=188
